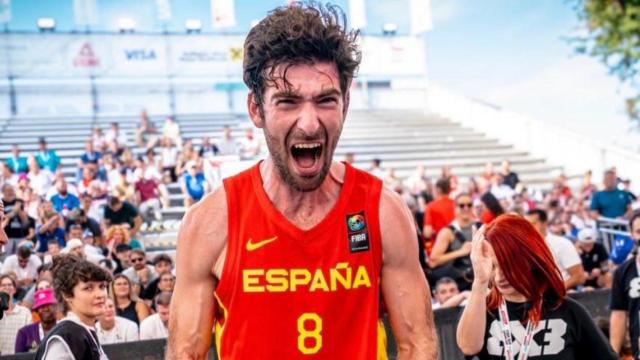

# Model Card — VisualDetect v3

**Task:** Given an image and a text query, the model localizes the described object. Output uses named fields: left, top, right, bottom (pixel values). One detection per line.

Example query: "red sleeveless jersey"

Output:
left=214, top=162, right=385, bottom=359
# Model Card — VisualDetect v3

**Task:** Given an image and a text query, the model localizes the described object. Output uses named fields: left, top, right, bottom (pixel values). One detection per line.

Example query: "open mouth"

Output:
left=290, top=142, right=323, bottom=172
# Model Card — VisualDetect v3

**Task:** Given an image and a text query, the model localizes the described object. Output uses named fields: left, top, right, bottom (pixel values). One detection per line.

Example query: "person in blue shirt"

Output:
left=76, top=140, right=103, bottom=182
left=36, top=210, right=66, bottom=253
left=181, top=161, right=209, bottom=207
left=6, top=144, right=28, bottom=174
left=35, top=137, right=61, bottom=173
left=49, top=180, right=81, bottom=214
left=590, top=169, right=633, bottom=219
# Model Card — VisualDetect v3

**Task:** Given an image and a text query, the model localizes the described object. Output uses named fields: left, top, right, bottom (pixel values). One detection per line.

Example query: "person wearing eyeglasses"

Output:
left=428, top=193, right=482, bottom=290
left=121, top=249, right=157, bottom=293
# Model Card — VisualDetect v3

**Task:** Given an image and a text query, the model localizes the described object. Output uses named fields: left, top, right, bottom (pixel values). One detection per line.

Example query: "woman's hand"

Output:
left=470, top=226, right=493, bottom=286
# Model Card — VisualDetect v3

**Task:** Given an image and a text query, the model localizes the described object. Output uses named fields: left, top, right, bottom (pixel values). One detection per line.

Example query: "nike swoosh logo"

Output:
left=246, top=236, right=278, bottom=251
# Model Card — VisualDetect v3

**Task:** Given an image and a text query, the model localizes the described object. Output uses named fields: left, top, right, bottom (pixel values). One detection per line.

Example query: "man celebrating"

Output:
left=610, top=211, right=640, bottom=357
left=169, top=3, right=438, bottom=359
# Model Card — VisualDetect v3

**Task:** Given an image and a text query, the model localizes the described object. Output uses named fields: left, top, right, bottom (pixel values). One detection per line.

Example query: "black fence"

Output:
left=1, top=289, right=611, bottom=360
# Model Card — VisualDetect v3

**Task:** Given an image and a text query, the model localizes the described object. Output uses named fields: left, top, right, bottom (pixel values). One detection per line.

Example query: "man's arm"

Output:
left=428, top=228, right=470, bottom=268
left=565, top=263, right=587, bottom=289
left=131, top=215, right=143, bottom=236
left=609, top=310, right=627, bottom=354
left=380, top=188, right=438, bottom=359
left=167, top=187, right=228, bottom=359
left=439, top=291, right=470, bottom=309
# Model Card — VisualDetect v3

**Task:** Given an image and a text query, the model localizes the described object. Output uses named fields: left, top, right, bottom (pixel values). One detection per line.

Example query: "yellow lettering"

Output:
left=242, top=264, right=371, bottom=293
left=290, top=269, right=312, bottom=291
left=309, top=269, right=329, bottom=292
left=243, top=269, right=265, bottom=292
left=329, top=262, right=352, bottom=291
left=352, top=266, right=371, bottom=289
left=265, top=269, right=289, bottom=292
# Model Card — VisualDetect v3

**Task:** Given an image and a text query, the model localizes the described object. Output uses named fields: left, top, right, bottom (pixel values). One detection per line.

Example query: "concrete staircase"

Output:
left=0, top=110, right=563, bottom=249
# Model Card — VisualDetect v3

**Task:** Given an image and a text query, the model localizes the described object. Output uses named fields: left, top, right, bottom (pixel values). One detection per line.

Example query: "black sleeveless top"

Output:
left=34, top=320, right=102, bottom=359
left=117, top=300, right=139, bottom=325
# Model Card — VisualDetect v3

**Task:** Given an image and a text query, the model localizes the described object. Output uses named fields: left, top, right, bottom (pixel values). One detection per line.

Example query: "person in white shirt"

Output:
left=26, top=156, right=54, bottom=198
left=368, top=158, right=385, bottom=179
left=105, top=122, right=128, bottom=149
left=162, top=116, right=182, bottom=150
left=62, top=238, right=105, bottom=265
left=239, top=128, right=262, bottom=160
left=1, top=245, right=42, bottom=290
left=405, top=165, right=433, bottom=199
left=526, top=209, right=587, bottom=290
left=489, top=173, right=515, bottom=201
left=0, top=274, right=32, bottom=355
left=160, top=137, right=180, bottom=183
left=217, top=125, right=239, bottom=156
left=139, top=291, right=171, bottom=340
left=96, top=298, right=138, bottom=344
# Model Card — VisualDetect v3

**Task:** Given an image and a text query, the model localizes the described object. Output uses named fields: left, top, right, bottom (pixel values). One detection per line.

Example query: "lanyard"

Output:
left=498, top=300, right=535, bottom=360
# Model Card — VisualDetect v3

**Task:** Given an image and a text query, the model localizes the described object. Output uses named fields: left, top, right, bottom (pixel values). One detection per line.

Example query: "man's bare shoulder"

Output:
left=180, top=186, right=227, bottom=235
left=379, top=187, right=413, bottom=229
left=177, top=186, right=228, bottom=265
left=378, top=187, right=417, bottom=258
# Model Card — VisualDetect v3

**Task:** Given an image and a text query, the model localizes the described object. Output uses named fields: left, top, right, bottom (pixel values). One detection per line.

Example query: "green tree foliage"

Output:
left=574, top=0, right=640, bottom=128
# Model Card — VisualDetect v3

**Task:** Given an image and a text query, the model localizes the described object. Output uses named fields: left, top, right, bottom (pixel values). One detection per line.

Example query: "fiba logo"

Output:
left=347, top=214, right=366, bottom=232
left=346, top=212, right=369, bottom=253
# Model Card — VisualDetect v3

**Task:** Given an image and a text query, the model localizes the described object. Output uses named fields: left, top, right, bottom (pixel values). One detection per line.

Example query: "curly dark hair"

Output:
left=243, top=2, right=361, bottom=108
left=51, top=255, right=112, bottom=312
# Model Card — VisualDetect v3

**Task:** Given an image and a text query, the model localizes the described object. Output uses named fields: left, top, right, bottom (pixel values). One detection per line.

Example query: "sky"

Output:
left=4, top=0, right=639, bottom=150
left=425, top=0, right=640, bottom=151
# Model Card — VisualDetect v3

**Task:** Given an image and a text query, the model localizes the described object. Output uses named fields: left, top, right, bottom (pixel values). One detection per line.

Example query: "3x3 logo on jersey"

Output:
left=346, top=212, right=369, bottom=253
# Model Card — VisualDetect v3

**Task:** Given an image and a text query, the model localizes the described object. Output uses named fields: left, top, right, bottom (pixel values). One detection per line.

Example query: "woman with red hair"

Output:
left=457, top=214, right=615, bottom=359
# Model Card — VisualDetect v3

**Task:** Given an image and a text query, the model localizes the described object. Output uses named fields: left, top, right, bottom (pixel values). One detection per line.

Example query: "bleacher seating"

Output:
left=0, top=110, right=566, bottom=250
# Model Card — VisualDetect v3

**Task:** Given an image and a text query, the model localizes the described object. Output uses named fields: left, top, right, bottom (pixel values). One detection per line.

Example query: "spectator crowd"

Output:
left=0, top=110, right=639, bottom=356
left=0, top=111, right=265, bottom=355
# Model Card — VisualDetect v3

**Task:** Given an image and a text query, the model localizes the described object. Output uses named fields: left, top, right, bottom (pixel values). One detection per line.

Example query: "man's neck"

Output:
left=457, top=217, right=473, bottom=227
left=260, top=158, right=344, bottom=230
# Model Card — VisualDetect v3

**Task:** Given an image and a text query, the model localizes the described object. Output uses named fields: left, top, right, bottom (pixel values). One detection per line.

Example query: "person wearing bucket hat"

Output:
left=14, top=288, right=58, bottom=353
left=575, top=228, right=610, bottom=289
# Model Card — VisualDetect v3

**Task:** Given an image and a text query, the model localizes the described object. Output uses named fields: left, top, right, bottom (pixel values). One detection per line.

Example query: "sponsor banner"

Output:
left=0, top=34, right=425, bottom=78
left=110, top=36, right=166, bottom=76
left=359, top=36, right=427, bottom=77
left=169, top=35, right=244, bottom=76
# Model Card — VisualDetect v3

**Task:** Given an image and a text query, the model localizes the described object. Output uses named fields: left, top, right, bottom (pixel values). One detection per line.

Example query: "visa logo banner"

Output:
left=124, top=49, right=157, bottom=61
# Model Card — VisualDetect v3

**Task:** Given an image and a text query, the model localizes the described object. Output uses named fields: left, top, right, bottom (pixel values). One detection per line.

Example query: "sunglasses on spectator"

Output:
left=131, top=257, right=145, bottom=263
left=457, top=203, right=473, bottom=209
